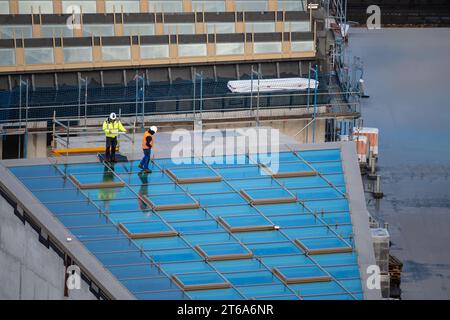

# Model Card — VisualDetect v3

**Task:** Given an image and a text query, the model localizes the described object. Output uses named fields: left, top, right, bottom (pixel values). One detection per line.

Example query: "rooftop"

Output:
left=0, top=140, right=379, bottom=300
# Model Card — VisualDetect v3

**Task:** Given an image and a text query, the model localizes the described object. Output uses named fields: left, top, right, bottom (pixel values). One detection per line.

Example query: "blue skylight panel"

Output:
left=119, top=221, right=177, bottom=239
left=196, top=242, right=253, bottom=261
left=173, top=272, right=231, bottom=291
left=297, top=149, right=341, bottom=162
left=10, top=165, right=60, bottom=178
left=219, top=214, right=274, bottom=232
left=273, top=265, right=331, bottom=284
left=166, top=166, right=221, bottom=183
left=215, top=165, right=264, bottom=179
left=224, top=270, right=280, bottom=286
left=145, top=193, right=199, bottom=211
left=69, top=172, right=124, bottom=189
left=304, top=199, right=349, bottom=212
left=240, top=187, right=296, bottom=205
left=295, top=236, right=352, bottom=255
left=248, top=241, right=303, bottom=256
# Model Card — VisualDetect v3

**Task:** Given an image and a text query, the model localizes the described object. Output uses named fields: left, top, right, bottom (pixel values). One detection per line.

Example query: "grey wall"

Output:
left=0, top=194, right=97, bottom=300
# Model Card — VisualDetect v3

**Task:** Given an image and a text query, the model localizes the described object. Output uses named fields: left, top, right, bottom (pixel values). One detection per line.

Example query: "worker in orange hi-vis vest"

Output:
left=138, top=126, right=157, bottom=174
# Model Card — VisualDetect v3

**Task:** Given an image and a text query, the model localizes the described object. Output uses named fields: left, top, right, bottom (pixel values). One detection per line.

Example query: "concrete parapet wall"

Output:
left=0, top=194, right=97, bottom=300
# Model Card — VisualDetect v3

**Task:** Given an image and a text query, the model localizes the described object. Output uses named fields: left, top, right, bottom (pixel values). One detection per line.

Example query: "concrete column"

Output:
left=25, top=122, right=48, bottom=159
left=26, top=132, right=47, bottom=159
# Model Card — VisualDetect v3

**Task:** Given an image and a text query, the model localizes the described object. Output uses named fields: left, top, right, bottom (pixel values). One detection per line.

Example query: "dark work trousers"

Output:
left=139, top=148, right=152, bottom=170
left=105, top=136, right=118, bottom=161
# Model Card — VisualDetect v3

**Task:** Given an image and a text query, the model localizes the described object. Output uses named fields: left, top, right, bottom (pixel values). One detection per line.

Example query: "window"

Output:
left=279, top=0, right=306, bottom=11
left=235, top=1, right=267, bottom=11
left=192, top=0, right=226, bottom=12
left=83, top=25, right=115, bottom=37
left=163, top=23, right=195, bottom=35
left=253, top=42, right=282, bottom=54
left=291, top=41, right=315, bottom=52
left=41, top=25, right=74, bottom=38
left=18, top=0, right=53, bottom=14
left=63, top=47, right=93, bottom=63
left=140, top=44, right=169, bottom=59
left=105, top=0, right=140, bottom=13
left=24, top=47, right=54, bottom=65
left=0, top=49, right=15, bottom=65
left=245, top=22, right=275, bottom=33
left=178, top=43, right=207, bottom=57
left=148, top=0, right=183, bottom=13
left=205, top=22, right=235, bottom=34
left=102, top=45, right=131, bottom=61
left=62, top=1, right=97, bottom=13
left=0, top=25, right=33, bottom=39
left=123, top=24, right=155, bottom=36
left=284, top=21, right=310, bottom=32
left=0, top=1, right=9, bottom=14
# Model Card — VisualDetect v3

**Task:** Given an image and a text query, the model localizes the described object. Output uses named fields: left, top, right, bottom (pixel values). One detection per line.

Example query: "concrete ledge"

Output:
left=340, top=141, right=382, bottom=300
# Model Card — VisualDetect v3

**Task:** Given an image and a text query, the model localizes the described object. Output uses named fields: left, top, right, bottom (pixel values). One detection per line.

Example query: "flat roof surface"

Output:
left=2, top=142, right=378, bottom=300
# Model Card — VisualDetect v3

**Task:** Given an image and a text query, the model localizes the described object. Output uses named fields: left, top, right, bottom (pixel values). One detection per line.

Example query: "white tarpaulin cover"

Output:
left=227, top=78, right=319, bottom=93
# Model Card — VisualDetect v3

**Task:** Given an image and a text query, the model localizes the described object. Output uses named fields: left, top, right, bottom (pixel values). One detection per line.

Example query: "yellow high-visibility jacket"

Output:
left=103, top=120, right=127, bottom=138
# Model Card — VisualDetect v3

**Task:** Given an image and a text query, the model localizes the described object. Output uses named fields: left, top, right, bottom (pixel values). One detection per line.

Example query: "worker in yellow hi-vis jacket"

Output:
left=102, top=112, right=127, bottom=163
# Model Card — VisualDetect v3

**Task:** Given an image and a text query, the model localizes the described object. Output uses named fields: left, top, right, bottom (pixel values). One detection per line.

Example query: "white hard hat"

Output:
left=109, top=112, right=117, bottom=120
left=150, top=125, right=158, bottom=133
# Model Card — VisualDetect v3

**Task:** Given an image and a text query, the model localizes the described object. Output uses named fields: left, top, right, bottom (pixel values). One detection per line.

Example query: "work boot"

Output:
left=143, top=169, right=152, bottom=174
left=111, top=157, right=117, bottom=163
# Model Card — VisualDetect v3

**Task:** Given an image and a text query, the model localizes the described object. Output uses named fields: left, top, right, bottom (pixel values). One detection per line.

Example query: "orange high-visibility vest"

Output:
left=142, top=131, right=153, bottom=150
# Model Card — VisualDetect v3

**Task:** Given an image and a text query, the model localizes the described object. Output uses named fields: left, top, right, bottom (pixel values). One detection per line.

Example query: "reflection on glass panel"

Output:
left=102, top=46, right=131, bottom=61
left=105, top=0, right=140, bottom=13
left=205, top=22, right=235, bottom=34
left=148, top=0, right=183, bottom=13
left=24, top=47, right=54, bottom=64
left=0, top=49, right=15, bottom=65
left=62, top=1, right=97, bottom=13
left=140, top=44, right=169, bottom=59
left=279, top=0, right=306, bottom=11
left=253, top=42, right=282, bottom=54
left=178, top=43, right=207, bottom=57
left=216, top=43, right=244, bottom=55
left=163, top=23, right=195, bottom=35
left=291, top=41, right=314, bottom=52
left=18, top=1, right=53, bottom=14
left=123, top=24, right=155, bottom=36
left=83, top=25, right=115, bottom=37
left=41, top=25, right=74, bottom=38
left=0, top=25, right=33, bottom=39
left=192, top=0, right=226, bottom=12
left=245, top=22, right=275, bottom=33
left=0, top=1, right=9, bottom=14
left=63, top=47, right=93, bottom=63
left=235, top=1, right=267, bottom=11
left=284, top=21, right=310, bottom=32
